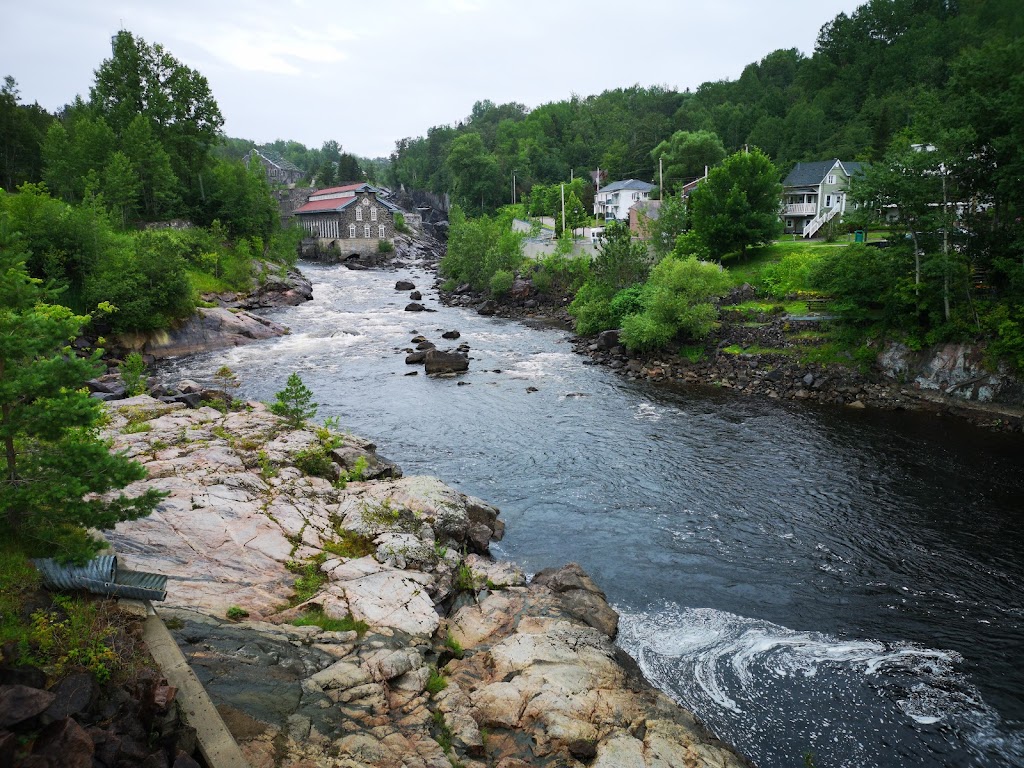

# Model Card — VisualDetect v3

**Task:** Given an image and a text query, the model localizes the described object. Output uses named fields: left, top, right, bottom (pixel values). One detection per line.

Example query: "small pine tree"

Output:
left=270, top=372, right=317, bottom=427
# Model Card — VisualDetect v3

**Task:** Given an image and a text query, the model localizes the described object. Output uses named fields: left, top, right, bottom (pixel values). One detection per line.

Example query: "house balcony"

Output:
left=784, top=203, right=817, bottom=216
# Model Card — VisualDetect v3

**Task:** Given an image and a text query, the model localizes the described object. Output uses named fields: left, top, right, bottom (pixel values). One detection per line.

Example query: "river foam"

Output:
left=617, top=603, right=1023, bottom=767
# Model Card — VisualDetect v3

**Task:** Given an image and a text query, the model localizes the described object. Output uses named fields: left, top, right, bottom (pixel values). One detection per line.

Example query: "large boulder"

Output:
left=243, top=267, right=313, bottom=309
left=533, top=562, right=619, bottom=638
left=395, top=280, right=416, bottom=291
left=477, top=300, right=498, bottom=316
left=405, top=302, right=426, bottom=312
left=119, top=308, right=290, bottom=359
left=424, top=349, right=469, bottom=375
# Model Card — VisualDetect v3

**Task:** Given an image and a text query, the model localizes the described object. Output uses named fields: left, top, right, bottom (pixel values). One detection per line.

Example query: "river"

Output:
left=158, top=261, right=1024, bottom=768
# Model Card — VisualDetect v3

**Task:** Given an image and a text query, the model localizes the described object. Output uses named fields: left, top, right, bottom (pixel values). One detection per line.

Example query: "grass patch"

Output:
left=678, top=345, right=706, bottom=364
left=322, top=529, right=377, bottom=560
left=286, top=554, right=329, bottom=604
left=226, top=606, right=249, bottom=620
left=290, top=608, right=368, bottom=636
left=187, top=268, right=234, bottom=296
left=0, top=545, right=40, bottom=645
left=425, top=666, right=448, bottom=696
left=431, top=709, right=454, bottom=752
left=443, top=632, right=464, bottom=660
left=722, top=344, right=791, bottom=356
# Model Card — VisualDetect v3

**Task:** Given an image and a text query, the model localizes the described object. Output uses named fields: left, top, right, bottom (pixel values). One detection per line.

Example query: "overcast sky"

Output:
left=3, top=0, right=861, bottom=158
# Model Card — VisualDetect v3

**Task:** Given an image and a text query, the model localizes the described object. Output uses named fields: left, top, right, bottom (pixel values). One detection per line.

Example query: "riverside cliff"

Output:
left=103, top=395, right=751, bottom=768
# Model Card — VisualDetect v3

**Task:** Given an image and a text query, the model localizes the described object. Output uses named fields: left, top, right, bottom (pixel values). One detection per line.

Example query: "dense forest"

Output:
left=386, top=0, right=1022, bottom=213
left=0, top=31, right=302, bottom=335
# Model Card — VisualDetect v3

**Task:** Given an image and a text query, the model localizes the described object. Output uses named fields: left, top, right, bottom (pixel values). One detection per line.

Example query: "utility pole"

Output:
left=511, top=172, right=516, bottom=206
left=659, top=157, right=663, bottom=200
left=561, top=183, right=566, bottom=236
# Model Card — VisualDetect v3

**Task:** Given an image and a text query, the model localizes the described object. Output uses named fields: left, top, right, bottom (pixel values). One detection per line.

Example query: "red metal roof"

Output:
left=293, top=196, right=358, bottom=214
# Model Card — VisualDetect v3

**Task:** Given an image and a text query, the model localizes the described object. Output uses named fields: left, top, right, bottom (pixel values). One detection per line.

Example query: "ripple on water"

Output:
left=617, top=604, right=1024, bottom=768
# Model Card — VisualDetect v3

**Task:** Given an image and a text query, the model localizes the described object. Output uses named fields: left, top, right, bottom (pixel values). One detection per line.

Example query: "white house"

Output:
left=594, top=179, right=655, bottom=221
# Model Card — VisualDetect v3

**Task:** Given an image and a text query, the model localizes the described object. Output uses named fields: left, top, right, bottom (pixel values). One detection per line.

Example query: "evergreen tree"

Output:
left=270, top=373, right=317, bottom=427
left=0, top=217, right=163, bottom=560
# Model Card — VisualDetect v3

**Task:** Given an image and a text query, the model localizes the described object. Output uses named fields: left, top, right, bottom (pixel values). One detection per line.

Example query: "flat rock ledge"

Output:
left=104, top=396, right=751, bottom=768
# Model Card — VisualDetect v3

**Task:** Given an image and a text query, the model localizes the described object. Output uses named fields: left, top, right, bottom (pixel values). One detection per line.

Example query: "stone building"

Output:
left=243, top=148, right=306, bottom=186
left=293, top=183, right=400, bottom=257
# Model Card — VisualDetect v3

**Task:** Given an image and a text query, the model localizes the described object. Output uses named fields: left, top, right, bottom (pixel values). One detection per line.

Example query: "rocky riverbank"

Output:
left=436, top=277, right=1024, bottom=433
left=103, top=395, right=752, bottom=768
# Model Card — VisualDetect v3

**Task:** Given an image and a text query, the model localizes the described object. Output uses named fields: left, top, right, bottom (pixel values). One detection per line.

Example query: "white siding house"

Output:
left=594, top=179, right=656, bottom=221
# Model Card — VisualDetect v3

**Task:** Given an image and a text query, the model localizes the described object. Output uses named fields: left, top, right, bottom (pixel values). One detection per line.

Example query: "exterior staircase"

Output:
left=803, top=206, right=841, bottom=238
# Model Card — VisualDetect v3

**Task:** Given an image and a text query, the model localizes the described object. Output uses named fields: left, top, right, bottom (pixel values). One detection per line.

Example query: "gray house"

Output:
left=782, top=159, right=862, bottom=237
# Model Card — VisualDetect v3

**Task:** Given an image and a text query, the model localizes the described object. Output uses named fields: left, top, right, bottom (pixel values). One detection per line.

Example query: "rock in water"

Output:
left=424, top=349, right=469, bottom=375
left=405, top=302, right=426, bottom=312
left=395, top=280, right=415, bottom=291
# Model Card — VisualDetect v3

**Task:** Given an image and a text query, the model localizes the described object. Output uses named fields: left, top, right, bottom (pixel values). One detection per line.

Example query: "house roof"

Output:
left=293, top=197, right=359, bottom=214
left=599, top=179, right=655, bottom=194
left=251, top=148, right=303, bottom=174
left=293, top=184, right=402, bottom=215
left=783, top=160, right=863, bottom=187
left=312, top=183, right=371, bottom=197
left=631, top=199, right=661, bottom=220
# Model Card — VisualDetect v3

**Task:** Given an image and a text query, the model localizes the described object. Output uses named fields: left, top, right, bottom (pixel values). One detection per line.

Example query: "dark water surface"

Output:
left=159, top=262, right=1024, bottom=768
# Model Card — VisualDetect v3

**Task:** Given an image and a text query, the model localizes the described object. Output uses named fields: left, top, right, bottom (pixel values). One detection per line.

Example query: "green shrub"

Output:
left=119, top=351, right=147, bottom=396
left=489, top=269, right=514, bottom=297
left=620, top=255, right=733, bottom=352
left=294, top=446, right=334, bottom=479
left=568, top=280, right=617, bottom=335
left=226, top=605, right=249, bottom=620
left=378, top=239, right=394, bottom=253
left=287, top=555, right=328, bottom=604
left=761, top=250, right=822, bottom=298
left=394, top=212, right=410, bottom=233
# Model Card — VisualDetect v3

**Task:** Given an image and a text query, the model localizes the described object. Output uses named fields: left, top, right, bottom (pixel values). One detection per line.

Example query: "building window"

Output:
left=786, top=219, right=793, bottom=228
left=364, top=224, right=371, bottom=238
left=370, top=207, right=377, bottom=221
left=379, top=224, right=386, bottom=238
left=356, top=207, right=362, bottom=221
left=827, top=174, right=836, bottom=184
left=825, top=195, right=832, bottom=208
left=349, top=224, right=356, bottom=238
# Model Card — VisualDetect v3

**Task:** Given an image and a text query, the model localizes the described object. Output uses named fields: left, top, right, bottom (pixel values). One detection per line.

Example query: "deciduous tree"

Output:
left=688, top=148, right=783, bottom=258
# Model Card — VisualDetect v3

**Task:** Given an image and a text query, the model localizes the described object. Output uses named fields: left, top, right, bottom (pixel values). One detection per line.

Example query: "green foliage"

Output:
left=489, top=269, right=514, bottom=297
left=532, top=247, right=590, bottom=297
left=0, top=545, right=39, bottom=645
left=443, top=632, right=464, bottom=660
left=393, top=212, right=410, bottom=233
left=83, top=230, right=195, bottom=333
left=455, top=562, right=476, bottom=592
left=650, top=130, right=726, bottom=189
left=440, top=206, right=525, bottom=291
left=591, top=220, right=651, bottom=291
left=22, top=594, right=130, bottom=684
left=644, top=194, right=690, bottom=260
left=620, top=255, right=733, bottom=352
left=294, top=446, right=334, bottom=479
left=810, top=243, right=906, bottom=324
left=568, top=280, right=618, bottom=336
left=290, top=608, right=368, bottom=636
left=226, top=606, right=249, bottom=620
left=0, top=224, right=164, bottom=560
left=426, top=666, right=448, bottom=696
left=270, top=372, right=318, bottom=427
left=688, top=148, right=783, bottom=258
left=322, top=529, right=376, bottom=559
left=118, top=351, right=147, bottom=396
left=760, top=249, right=824, bottom=298
left=377, top=238, right=394, bottom=253
left=286, top=555, right=329, bottom=604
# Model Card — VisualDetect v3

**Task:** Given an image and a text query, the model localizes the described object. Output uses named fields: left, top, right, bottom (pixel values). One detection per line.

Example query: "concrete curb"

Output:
left=142, top=602, right=250, bottom=768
